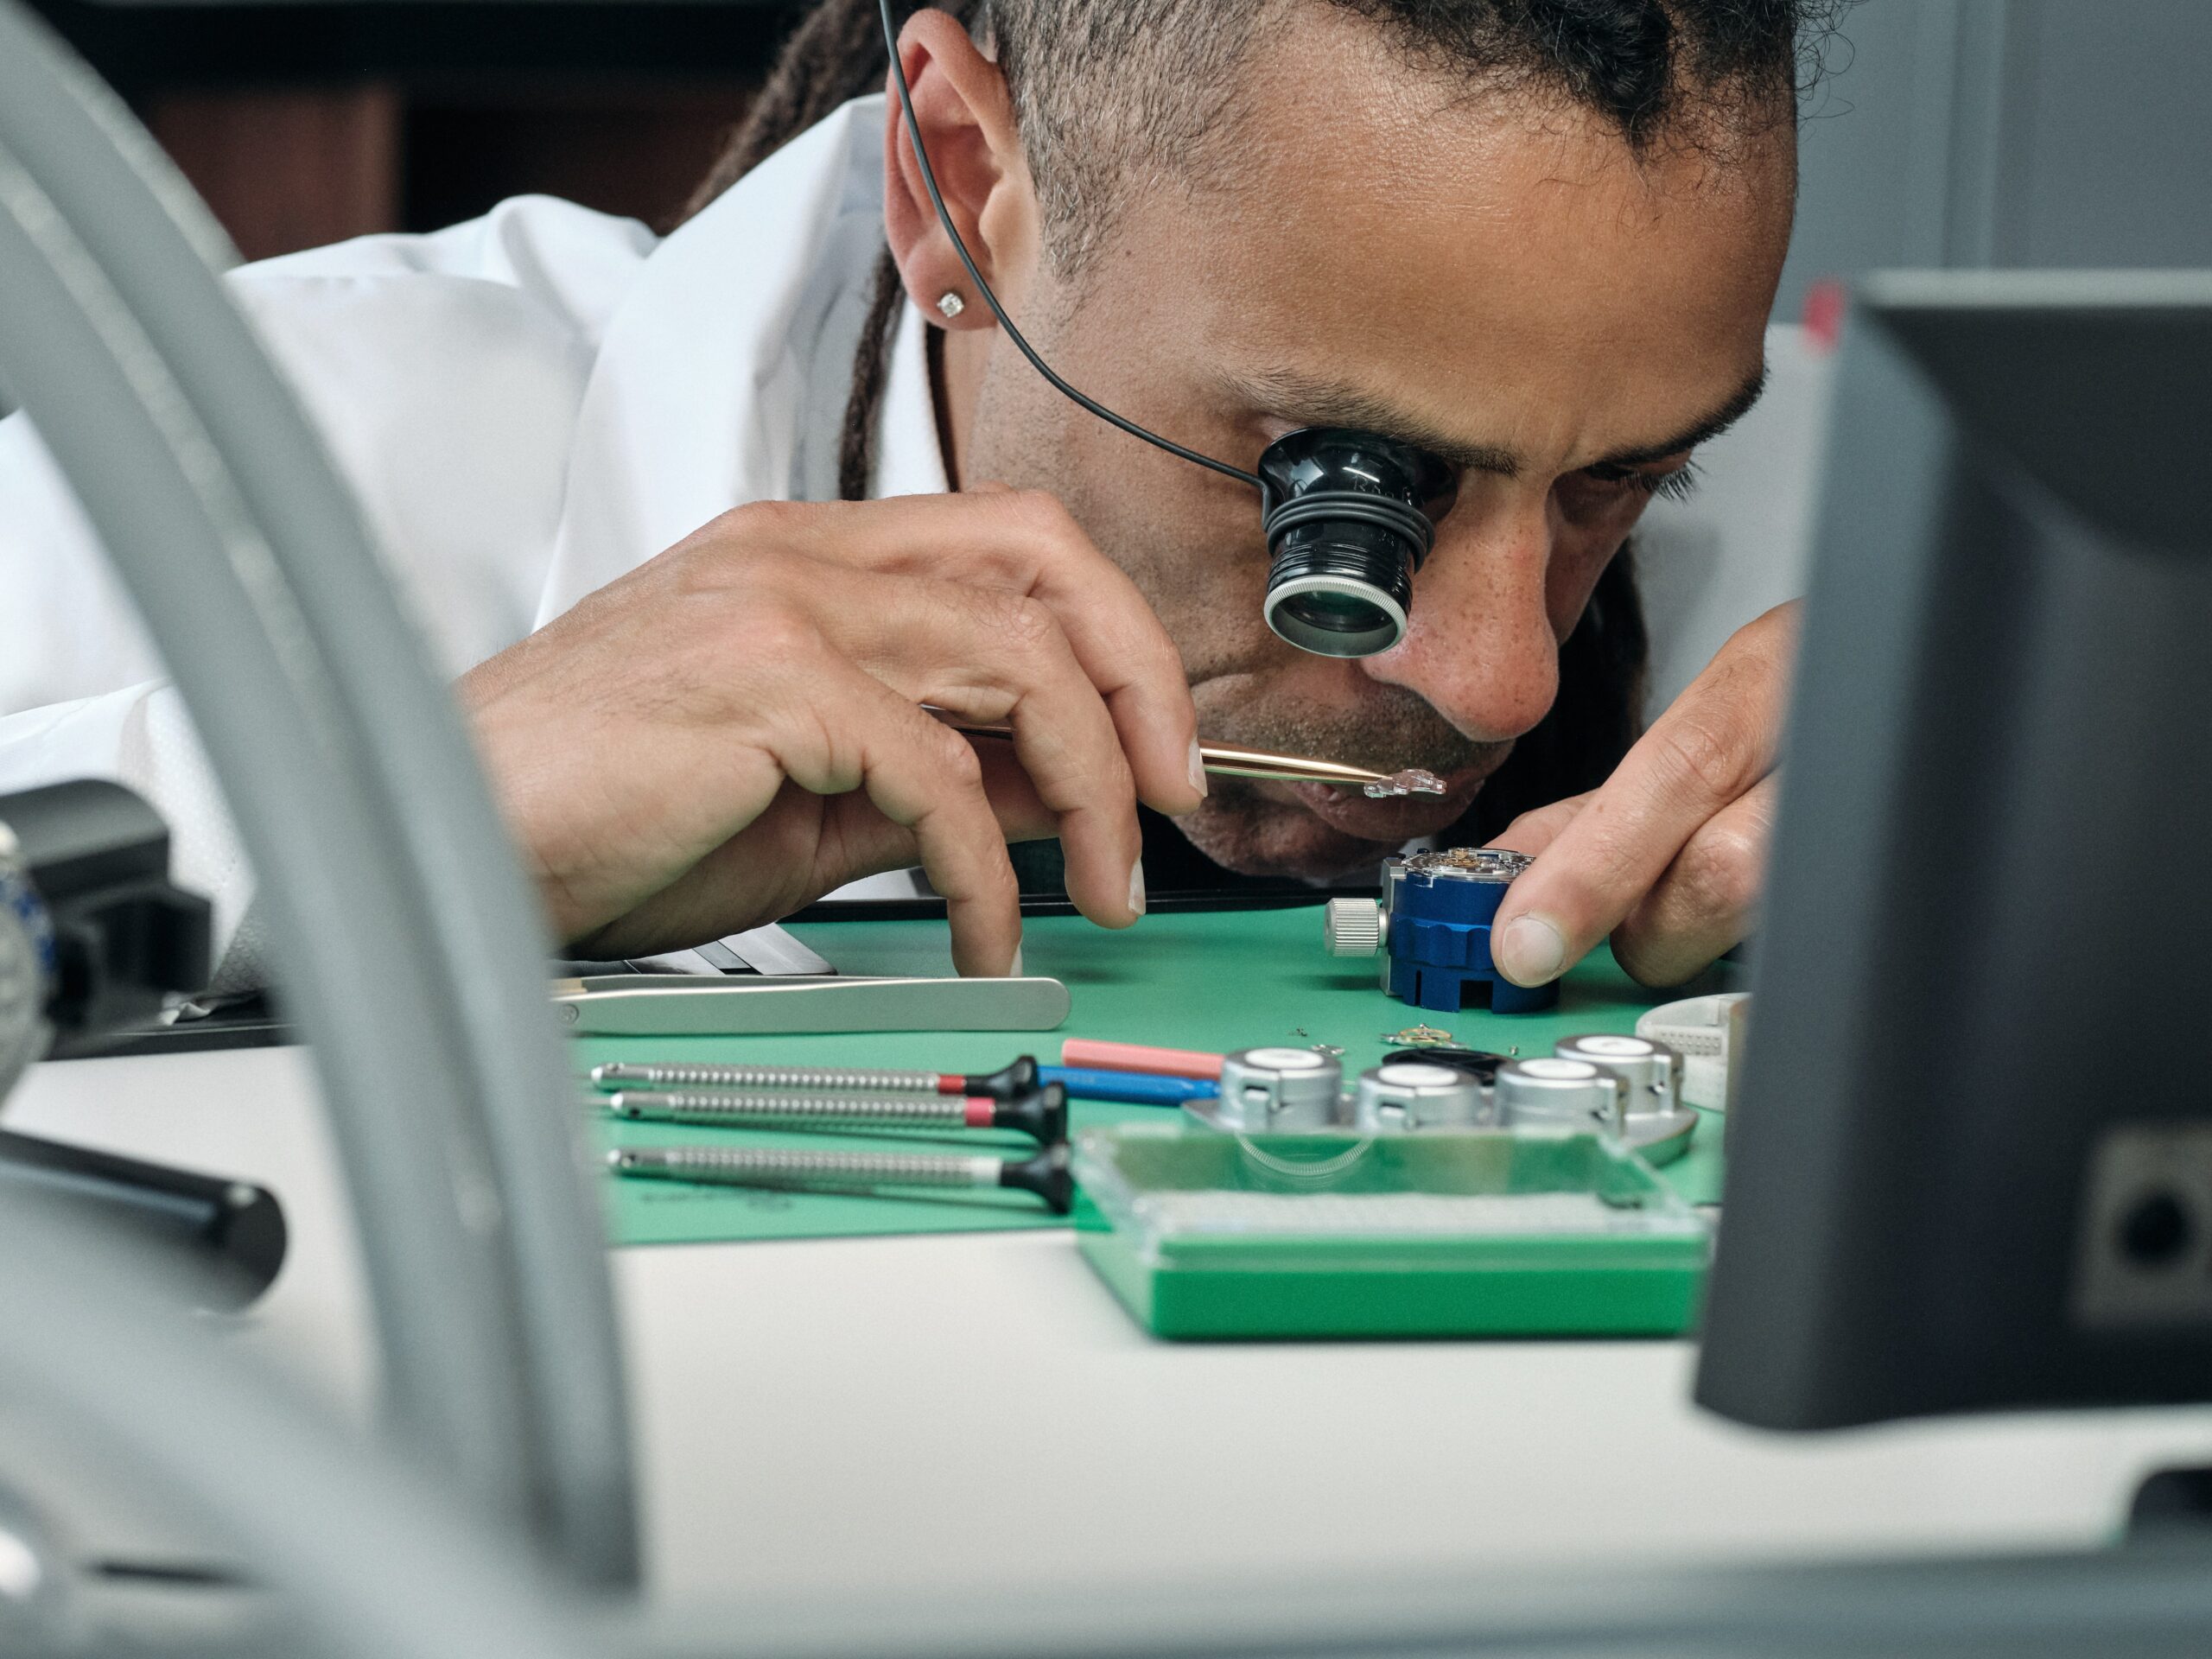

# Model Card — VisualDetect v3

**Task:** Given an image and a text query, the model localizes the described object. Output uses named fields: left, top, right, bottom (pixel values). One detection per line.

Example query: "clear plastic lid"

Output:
left=1074, top=1124, right=1706, bottom=1271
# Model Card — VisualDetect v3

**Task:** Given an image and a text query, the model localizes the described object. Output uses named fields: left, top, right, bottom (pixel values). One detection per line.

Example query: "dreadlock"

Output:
left=687, top=0, right=984, bottom=503
left=683, top=0, right=1826, bottom=850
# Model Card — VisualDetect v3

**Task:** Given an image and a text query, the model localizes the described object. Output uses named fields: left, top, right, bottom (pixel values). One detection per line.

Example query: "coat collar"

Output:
left=537, top=94, right=945, bottom=624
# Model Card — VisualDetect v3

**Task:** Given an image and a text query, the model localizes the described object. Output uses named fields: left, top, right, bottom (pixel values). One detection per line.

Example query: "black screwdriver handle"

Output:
left=999, top=1141, right=1076, bottom=1215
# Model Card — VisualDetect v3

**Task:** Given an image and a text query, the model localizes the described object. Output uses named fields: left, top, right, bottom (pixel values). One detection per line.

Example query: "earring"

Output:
left=936, top=290, right=966, bottom=320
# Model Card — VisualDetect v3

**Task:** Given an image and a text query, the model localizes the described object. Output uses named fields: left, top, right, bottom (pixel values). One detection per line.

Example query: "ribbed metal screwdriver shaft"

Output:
left=611, top=1146, right=998, bottom=1190
left=594, top=1062, right=944, bottom=1093
left=605, top=1090, right=969, bottom=1128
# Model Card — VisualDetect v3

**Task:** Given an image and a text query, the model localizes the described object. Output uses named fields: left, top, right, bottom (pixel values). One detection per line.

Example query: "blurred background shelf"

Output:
left=27, top=2, right=2212, bottom=303
left=28, top=0, right=806, bottom=259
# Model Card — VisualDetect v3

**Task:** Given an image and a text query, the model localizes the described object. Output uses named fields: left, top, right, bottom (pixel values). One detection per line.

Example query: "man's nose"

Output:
left=1363, top=487, right=1559, bottom=742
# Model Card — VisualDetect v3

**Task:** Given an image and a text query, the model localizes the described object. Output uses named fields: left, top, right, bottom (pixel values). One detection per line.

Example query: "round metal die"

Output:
left=1554, top=1033, right=1685, bottom=1114
left=1552, top=1033, right=1700, bottom=1163
left=1353, top=1060, right=1488, bottom=1132
left=1493, top=1056, right=1627, bottom=1130
left=1214, top=1046, right=1343, bottom=1132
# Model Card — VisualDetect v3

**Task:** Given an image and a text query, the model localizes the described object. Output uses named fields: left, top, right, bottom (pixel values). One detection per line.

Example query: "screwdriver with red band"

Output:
left=591, top=1055, right=1043, bottom=1101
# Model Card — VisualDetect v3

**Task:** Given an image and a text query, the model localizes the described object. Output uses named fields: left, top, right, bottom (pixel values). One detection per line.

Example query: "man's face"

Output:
left=958, top=8, right=1795, bottom=879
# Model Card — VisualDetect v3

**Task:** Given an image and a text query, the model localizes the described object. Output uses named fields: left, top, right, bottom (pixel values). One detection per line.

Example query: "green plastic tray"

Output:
left=1072, top=1125, right=1709, bottom=1339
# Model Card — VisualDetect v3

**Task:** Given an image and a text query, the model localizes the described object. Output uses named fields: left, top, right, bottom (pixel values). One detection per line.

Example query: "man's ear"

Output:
left=881, top=8, right=1037, bottom=331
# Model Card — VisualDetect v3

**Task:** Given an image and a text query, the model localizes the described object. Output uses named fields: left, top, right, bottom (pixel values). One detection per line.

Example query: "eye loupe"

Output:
left=1258, top=429, right=1457, bottom=658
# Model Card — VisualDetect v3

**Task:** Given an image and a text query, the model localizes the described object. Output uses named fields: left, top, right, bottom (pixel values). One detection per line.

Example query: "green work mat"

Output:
left=580, top=906, right=1727, bottom=1247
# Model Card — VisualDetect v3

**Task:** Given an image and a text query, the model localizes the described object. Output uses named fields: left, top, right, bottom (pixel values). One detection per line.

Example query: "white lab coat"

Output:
left=0, top=95, right=944, bottom=982
left=0, top=92, right=1827, bottom=984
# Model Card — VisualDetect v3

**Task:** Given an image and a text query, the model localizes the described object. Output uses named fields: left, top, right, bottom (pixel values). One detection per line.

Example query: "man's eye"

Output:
left=1580, top=459, right=1701, bottom=503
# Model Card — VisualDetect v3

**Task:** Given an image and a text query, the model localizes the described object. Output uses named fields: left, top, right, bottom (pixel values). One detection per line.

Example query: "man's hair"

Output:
left=683, top=0, right=1835, bottom=868
left=693, top=0, right=1833, bottom=267
left=996, top=0, right=1823, bottom=274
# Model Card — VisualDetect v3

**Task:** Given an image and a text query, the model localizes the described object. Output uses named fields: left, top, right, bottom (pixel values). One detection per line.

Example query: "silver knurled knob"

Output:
left=1324, top=896, right=1384, bottom=957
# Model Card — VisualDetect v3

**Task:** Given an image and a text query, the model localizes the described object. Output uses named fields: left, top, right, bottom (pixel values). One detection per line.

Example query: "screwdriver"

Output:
left=607, top=1142, right=1076, bottom=1214
left=591, top=1054, right=1043, bottom=1101
left=601, top=1081, right=1068, bottom=1144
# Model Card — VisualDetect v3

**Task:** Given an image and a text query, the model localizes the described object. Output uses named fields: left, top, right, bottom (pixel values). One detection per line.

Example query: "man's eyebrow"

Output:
left=1594, top=362, right=1769, bottom=467
left=1222, top=368, right=1525, bottom=476
left=1224, top=359, right=1770, bottom=476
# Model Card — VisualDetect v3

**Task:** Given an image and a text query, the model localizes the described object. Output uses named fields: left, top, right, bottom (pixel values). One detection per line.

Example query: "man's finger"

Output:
left=793, top=560, right=1142, bottom=928
left=1490, top=607, right=1792, bottom=986
left=893, top=489, right=1203, bottom=824
left=1483, top=792, right=1592, bottom=861
left=1609, top=772, right=1777, bottom=987
left=700, top=493, right=1205, bottom=818
left=768, top=672, right=1023, bottom=976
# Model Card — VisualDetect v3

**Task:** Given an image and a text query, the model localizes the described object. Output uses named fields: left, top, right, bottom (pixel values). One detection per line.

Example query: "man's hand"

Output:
left=460, top=491, right=1204, bottom=976
left=1485, top=601, right=1796, bottom=989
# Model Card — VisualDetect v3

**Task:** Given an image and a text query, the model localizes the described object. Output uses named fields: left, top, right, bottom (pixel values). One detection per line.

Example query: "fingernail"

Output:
left=1007, top=944, right=1024, bottom=977
left=1187, top=738, right=1209, bottom=798
left=1128, top=860, right=1147, bottom=919
left=1496, top=914, right=1565, bottom=986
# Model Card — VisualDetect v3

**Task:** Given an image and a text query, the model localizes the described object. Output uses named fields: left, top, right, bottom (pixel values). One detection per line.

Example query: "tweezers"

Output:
left=937, top=716, right=1432, bottom=791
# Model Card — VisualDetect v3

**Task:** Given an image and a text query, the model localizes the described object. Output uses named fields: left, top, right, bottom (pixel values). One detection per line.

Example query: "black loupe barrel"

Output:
left=1257, top=429, right=1456, bottom=658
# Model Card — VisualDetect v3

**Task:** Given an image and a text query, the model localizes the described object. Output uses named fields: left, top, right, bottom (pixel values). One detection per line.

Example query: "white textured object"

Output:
left=1635, top=992, right=1751, bottom=1111
left=1323, top=896, right=1384, bottom=957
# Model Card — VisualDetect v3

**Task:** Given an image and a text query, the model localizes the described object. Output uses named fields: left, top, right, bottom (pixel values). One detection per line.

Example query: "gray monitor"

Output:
left=1696, top=272, right=2212, bottom=1430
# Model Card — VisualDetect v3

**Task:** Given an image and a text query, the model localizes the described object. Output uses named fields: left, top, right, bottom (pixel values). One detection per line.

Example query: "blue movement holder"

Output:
left=1325, top=849, right=1560, bottom=1015
left=1386, top=855, right=1555, bottom=1014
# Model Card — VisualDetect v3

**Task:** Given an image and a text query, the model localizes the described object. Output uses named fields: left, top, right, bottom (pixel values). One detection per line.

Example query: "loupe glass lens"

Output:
left=1269, top=582, right=1400, bottom=652
left=1262, top=518, right=1414, bottom=658
left=1284, top=588, right=1383, bottom=631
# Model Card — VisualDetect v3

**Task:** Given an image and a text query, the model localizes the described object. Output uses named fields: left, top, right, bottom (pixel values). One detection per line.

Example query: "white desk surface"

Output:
left=11, top=1043, right=2212, bottom=1605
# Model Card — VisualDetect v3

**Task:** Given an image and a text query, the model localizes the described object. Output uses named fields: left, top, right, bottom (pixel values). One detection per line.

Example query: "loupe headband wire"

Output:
left=878, top=0, right=1263, bottom=491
